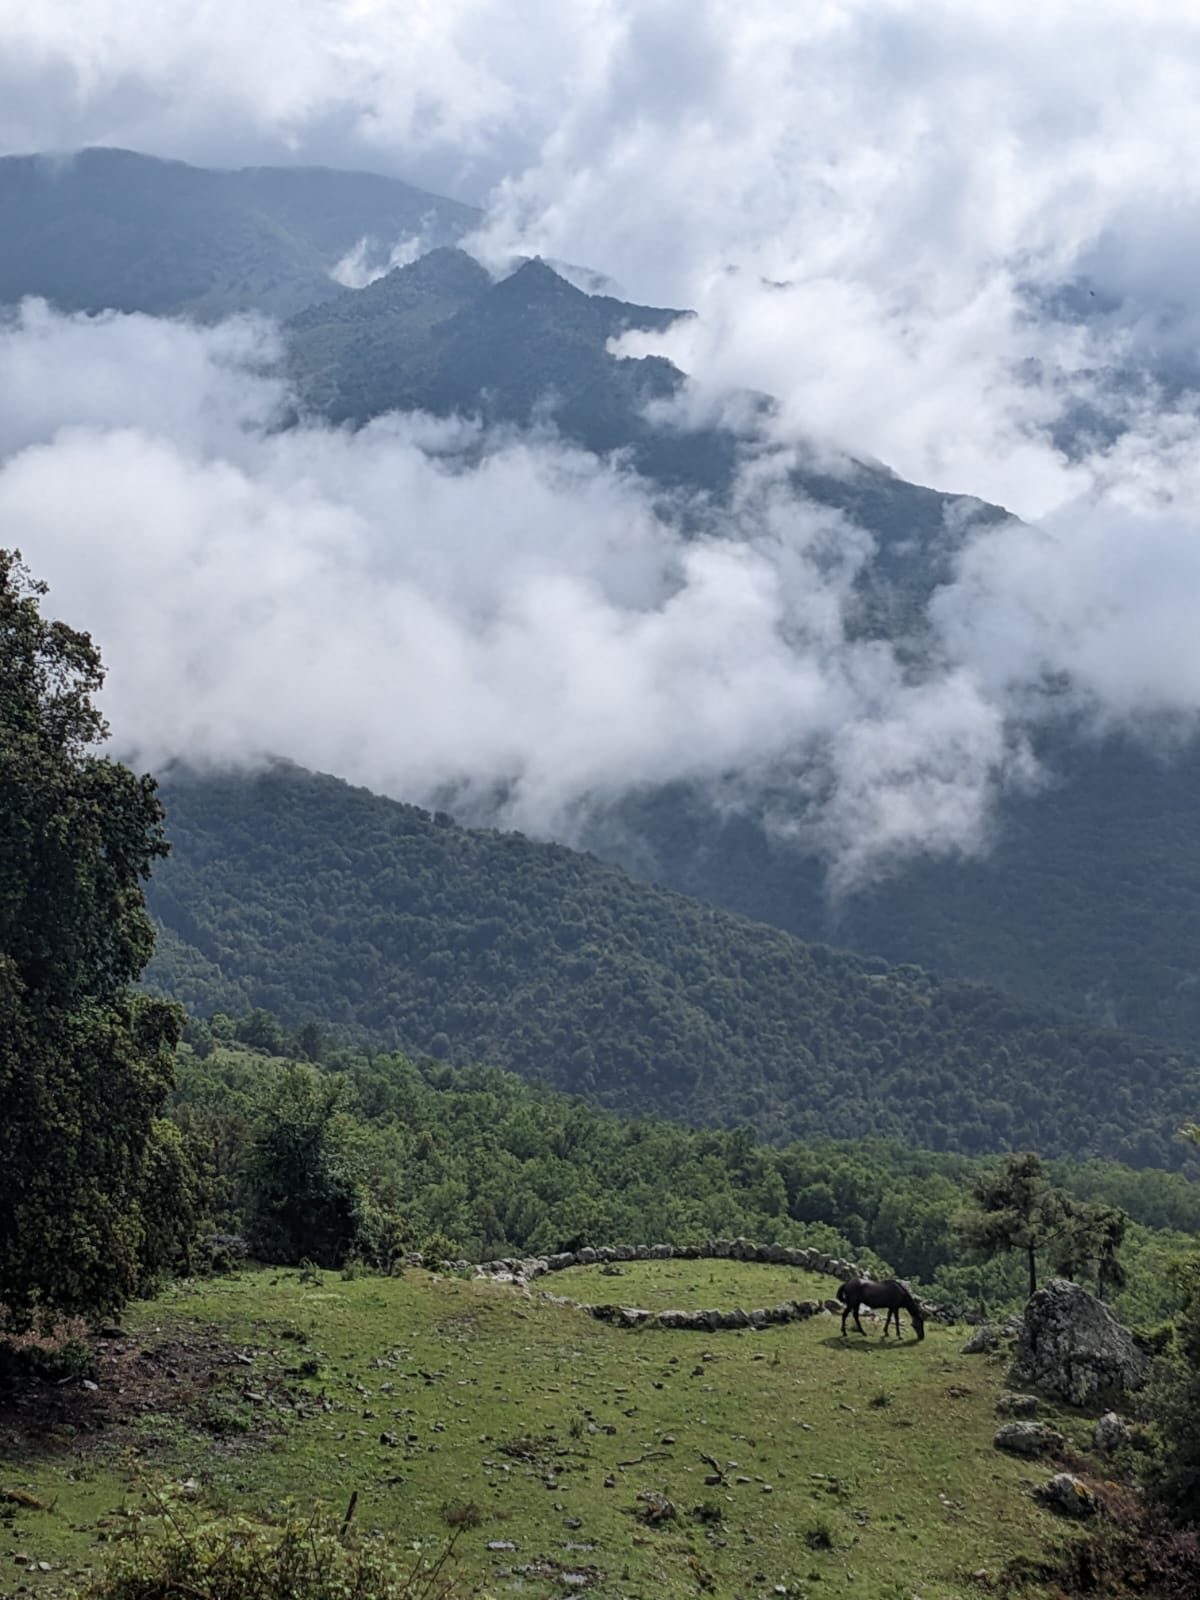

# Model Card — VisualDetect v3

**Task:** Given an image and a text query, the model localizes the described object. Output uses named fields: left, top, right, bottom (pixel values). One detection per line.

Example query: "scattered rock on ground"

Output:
left=1093, top=1411, right=1132, bottom=1454
left=1033, top=1473, right=1100, bottom=1518
left=963, top=1323, right=1016, bottom=1355
left=996, top=1391, right=1040, bottom=1416
left=994, top=1421, right=1065, bottom=1458
left=635, top=1491, right=677, bottom=1525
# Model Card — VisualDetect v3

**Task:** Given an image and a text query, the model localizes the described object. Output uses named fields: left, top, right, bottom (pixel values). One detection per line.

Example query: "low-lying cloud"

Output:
left=6, top=2, right=1200, bottom=884
left=3, top=299, right=1199, bottom=891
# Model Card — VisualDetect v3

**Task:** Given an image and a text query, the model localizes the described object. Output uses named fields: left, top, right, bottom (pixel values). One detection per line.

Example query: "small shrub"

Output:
left=200, top=1395, right=255, bottom=1436
left=0, top=1337, right=96, bottom=1384
left=804, top=1520, right=835, bottom=1551
left=690, top=1502, right=723, bottom=1525
left=420, top=1234, right=462, bottom=1270
left=67, top=1510, right=466, bottom=1599
left=869, top=1390, right=894, bottom=1409
left=440, top=1502, right=482, bottom=1530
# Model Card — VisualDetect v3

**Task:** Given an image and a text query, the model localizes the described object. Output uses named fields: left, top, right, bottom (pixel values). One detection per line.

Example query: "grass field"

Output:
left=0, top=1263, right=1096, bottom=1598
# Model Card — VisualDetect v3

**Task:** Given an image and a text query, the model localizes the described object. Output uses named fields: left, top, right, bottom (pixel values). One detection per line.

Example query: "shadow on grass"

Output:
left=818, top=1334, right=927, bottom=1354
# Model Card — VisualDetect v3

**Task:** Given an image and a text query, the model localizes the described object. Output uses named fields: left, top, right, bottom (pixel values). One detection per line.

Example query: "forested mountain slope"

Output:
left=144, top=763, right=1200, bottom=1166
left=588, top=730, right=1200, bottom=1050
left=0, top=148, right=477, bottom=319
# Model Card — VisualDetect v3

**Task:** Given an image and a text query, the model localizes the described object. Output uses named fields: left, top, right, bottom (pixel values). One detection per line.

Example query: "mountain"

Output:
left=5, top=150, right=1198, bottom=1056
left=285, top=243, right=1011, bottom=641
left=286, top=247, right=694, bottom=457
left=587, top=731, right=1200, bottom=1050
left=0, top=147, right=478, bottom=320
left=143, top=762, right=1200, bottom=1168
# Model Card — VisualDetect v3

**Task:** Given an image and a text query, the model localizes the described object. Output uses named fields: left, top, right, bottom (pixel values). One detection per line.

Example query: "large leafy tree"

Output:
left=0, top=550, right=191, bottom=1329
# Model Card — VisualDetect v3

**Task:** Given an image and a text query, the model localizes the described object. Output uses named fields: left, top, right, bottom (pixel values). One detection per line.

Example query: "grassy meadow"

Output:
left=0, top=1262, right=1096, bottom=1599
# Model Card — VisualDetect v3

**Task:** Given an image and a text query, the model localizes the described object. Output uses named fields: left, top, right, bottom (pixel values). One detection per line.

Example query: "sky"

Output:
left=4, top=0, right=1200, bottom=887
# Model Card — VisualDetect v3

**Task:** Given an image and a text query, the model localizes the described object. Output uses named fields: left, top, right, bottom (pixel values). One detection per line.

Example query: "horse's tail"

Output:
left=835, top=1283, right=849, bottom=1305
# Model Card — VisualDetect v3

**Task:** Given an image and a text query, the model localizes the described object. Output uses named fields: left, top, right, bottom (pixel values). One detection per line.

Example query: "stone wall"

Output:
left=454, top=1238, right=941, bottom=1332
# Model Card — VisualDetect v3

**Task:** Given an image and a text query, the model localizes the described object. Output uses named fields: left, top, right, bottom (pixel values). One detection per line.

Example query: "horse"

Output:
left=836, top=1277, right=925, bottom=1342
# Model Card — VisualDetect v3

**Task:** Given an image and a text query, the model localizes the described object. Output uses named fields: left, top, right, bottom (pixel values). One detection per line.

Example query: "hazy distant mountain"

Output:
left=286, top=244, right=1010, bottom=636
left=286, top=246, right=692, bottom=459
left=145, top=762, right=1200, bottom=1167
left=0, top=147, right=478, bottom=319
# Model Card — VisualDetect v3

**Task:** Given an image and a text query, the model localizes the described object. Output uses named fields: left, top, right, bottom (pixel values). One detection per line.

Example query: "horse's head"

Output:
left=909, top=1300, right=926, bottom=1341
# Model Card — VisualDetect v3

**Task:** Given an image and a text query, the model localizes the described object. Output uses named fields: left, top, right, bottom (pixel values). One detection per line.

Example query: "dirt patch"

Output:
left=0, top=1326, right=278, bottom=1455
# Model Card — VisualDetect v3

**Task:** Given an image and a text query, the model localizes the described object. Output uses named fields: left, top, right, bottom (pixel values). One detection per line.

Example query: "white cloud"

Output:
left=5, top=4, right=1200, bottom=884
left=0, top=303, right=1032, bottom=881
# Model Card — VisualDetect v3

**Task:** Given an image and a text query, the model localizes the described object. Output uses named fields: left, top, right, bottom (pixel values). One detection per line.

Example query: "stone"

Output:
left=1033, top=1473, right=1099, bottom=1518
left=1093, top=1412, right=1132, bottom=1455
left=996, top=1392, right=1040, bottom=1416
left=635, top=1490, right=677, bottom=1524
left=962, top=1323, right=1012, bottom=1355
left=994, top=1421, right=1065, bottom=1458
left=1009, top=1280, right=1150, bottom=1407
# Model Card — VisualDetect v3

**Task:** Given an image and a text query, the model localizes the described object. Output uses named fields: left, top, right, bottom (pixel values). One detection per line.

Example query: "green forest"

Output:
left=171, top=1013, right=1200, bottom=1329
left=146, top=764, right=1200, bottom=1168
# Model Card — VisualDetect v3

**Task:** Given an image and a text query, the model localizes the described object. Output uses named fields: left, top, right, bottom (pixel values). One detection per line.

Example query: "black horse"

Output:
left=837, top=1277, right=925, bottom=1341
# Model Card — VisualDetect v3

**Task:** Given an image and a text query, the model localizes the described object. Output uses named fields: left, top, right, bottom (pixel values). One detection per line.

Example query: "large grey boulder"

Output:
left=1009, top=1279, right=1149, bottom=1407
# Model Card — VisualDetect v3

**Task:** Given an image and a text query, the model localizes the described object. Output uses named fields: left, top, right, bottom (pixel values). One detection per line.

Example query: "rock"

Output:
left=1033, top=1473, right=1099, bottom=1518
left=1010, top=1280, right=1150, bottom=1407
left=996, top=1392, right=1040, bottom=1416
left=635, top=1490, right=677, bottom=1524
left=994, top=1421, right=1065, bottom=1458
left=1093, top=1412, right=1132, bottom=1454
left=962, top=1323, right=1013, bottom=1355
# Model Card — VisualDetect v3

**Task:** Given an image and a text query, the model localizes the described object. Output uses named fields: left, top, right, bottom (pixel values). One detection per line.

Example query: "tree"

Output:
left=0, top=550, right=192, bottom=1329
left=244, top=1064, right=370, bottom=1267
left=956, top=1152, right=1127, bottom=1301
left=1141, top=1123, right=1200, bottom=1525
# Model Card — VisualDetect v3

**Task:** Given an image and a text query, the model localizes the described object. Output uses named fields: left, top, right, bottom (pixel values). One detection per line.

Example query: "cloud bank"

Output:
left=4, top=3, right=1200, bottom=884
left=2, top=298, right=1198, bottom=890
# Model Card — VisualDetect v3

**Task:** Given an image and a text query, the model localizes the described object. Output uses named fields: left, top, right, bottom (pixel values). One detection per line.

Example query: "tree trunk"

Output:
left=1027, top=1244, right=1038, bottom=1300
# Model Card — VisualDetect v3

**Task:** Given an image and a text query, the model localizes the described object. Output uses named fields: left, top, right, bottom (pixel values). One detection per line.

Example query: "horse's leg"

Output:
left=841, top=1304, right=850, bottom=1337
left=853, top=1306, right=867, bottom=1337
left=884, top=1308, right=896, bottom=1338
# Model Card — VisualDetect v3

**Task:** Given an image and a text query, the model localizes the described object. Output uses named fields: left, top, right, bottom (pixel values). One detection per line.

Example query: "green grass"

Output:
left=549, top=1259, right=840, bottom=1311
left=0, top=1267, right=1096, bottom=1598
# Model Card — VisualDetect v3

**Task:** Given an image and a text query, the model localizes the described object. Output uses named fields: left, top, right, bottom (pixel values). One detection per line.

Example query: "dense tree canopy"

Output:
left=0, top=551, right=191, bottom=1328
left=146, top=764, right=1200, bottom=1166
